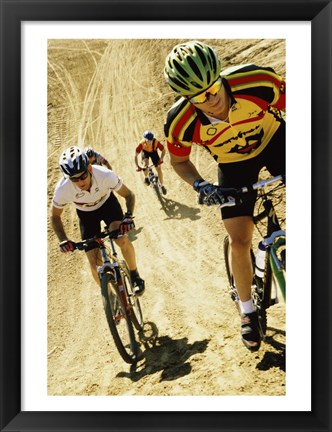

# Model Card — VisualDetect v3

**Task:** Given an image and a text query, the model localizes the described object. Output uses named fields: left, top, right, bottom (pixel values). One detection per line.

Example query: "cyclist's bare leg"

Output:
left=223, top=216, right=260, bottom=350
left=108, top=221, right=138, bottom=272
left=114, top=236, right=137, bottom=270
left=156, top=165, right=164, bottom=185
left=223, top=216, right=254, bottom=302
left=142, top=157, right=149, bottom=178
left=86, top=248, right=103, bottom=285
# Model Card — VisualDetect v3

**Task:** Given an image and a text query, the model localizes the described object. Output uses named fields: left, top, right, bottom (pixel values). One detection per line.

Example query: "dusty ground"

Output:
left=47, top=39, right=286, bottom=397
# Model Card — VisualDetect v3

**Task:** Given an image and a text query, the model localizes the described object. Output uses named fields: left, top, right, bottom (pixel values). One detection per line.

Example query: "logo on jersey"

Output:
left=207, top=127, right=218, bottom=136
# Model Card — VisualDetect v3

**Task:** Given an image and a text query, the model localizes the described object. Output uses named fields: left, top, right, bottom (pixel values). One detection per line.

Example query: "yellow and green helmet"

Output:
left=164, top=40, right=221, bottom=96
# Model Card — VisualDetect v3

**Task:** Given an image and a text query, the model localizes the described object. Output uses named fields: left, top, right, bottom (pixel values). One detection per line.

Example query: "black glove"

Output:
left=119, top=211, right=135, bottom=234
left=59, top=240, right=75, bottom=253
left=193, top=179, right=225, bottom=206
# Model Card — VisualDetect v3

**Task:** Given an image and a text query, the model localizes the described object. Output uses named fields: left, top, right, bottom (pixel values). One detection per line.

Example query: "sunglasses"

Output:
left=70, top=170, right=89, bottom=182
left=189, top=78, right=222, bottom=104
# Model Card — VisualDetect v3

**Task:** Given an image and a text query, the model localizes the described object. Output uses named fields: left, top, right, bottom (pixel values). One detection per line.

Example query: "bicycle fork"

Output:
left=101, top=241, right=131, bottom=317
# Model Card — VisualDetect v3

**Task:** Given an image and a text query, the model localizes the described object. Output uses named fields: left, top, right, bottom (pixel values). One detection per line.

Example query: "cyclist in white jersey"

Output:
left=50, top=146, right=145, bottom=295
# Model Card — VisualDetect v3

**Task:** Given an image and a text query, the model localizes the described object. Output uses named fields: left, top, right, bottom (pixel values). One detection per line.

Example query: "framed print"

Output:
left=1, top=0, right=331, bottom=431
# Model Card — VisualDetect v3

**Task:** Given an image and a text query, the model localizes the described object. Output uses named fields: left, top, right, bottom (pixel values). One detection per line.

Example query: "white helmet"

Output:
left=59, top=146, right=89, bottom=177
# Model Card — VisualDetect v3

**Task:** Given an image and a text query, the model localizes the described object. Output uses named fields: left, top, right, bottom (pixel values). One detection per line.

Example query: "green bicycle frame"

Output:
left=269, top=236, right=286, bottom=301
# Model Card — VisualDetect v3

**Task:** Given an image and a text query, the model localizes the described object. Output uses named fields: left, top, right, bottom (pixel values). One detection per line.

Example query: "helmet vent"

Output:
left=187, top=57, right=203, bottom=81
left=208, top=47, right=217, bottom=73
left=196, top=45, right=207, bottom=67
left=206, top=70, right=211, bottom=85
left=171, top=76, right=190, bottom=92
left=173, top=60, right=189, bottom=78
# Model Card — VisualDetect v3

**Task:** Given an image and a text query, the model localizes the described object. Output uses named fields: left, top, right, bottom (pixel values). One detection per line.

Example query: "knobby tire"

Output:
left=100, top=272, right=138, bottom=364
left=152, top=181, right=162, bottom=200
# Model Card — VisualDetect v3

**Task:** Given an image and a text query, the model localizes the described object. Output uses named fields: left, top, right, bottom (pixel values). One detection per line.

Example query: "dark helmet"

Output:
left=59, top=146, right=89, bottom=177
left=143, top=130, right=154, bottom=141
left=164, top=40, right=221, bottom=96
left=85, top=147, right=95, bottom=158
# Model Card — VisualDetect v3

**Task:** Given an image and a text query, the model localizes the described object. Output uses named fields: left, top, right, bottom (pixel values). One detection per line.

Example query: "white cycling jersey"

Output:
left=52, top=165, right=122, bottom=212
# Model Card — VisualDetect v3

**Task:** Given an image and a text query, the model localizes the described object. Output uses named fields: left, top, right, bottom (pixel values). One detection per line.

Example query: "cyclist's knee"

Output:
left=115, top=235, right=131, bottom=249
left=229, top=236, right=251, bottom=255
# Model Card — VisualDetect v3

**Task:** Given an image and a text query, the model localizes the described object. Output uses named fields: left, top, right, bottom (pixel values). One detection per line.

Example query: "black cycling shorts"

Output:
left=76, top=192, right=124, bottom=251
left=141, top=150, right=160, bottom=167
left=218, top=121, right=285, bottom=220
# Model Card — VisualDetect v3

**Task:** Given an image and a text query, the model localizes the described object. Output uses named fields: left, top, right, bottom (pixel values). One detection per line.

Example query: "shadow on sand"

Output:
left=117, top=321, right=209, bottom=382
left=256, top=326, right=286, bottom=372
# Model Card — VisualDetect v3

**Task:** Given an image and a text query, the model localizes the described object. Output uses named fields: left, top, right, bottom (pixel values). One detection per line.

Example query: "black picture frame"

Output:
left=1, top=0, right=331, bottom=431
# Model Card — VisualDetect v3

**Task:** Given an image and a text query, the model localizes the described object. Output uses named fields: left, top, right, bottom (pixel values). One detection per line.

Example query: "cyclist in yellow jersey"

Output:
left=135, top=130, right=167, bottom=194
left=164, top=41, right=286, bottom=351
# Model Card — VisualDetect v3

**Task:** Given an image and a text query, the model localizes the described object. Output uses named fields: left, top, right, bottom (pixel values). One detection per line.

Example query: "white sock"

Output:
left=239, top=299, right=254, bottom=314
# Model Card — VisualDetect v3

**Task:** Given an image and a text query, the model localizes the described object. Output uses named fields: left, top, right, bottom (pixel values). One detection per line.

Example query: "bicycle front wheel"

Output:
left=152, top=181, right=162, bottom=199
left=100, top=272, right=138, bottom=364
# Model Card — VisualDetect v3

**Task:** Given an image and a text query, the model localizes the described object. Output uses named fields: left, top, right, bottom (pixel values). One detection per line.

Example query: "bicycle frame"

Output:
left=219, top=175, right=286, bottom=304
left=253, top=183, right=286, bottom=303
left=73, top=229, right=143, bottom=363
left=97, top=237, right=131, bottom=315
left=138, top=163, right=163, bottom=198
left=147, top=166, right=158, bottom=185
left=269, top=236, right=286, bottom=300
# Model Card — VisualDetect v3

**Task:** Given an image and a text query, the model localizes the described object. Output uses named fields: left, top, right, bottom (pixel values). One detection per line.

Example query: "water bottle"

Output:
left=255, top=241, right=266, bottom=278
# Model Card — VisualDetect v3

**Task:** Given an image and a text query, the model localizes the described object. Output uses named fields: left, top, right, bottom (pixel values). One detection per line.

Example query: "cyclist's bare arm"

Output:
left=50, top=205, right=68, bottom=242
left=169, top=153, right=203, bottom=186
left=160, top=146, right=166, bottom=161
left=134, top=152, right=142, bottom=168
left=104, top=159, right=112, bottom=170
left=115, top=184, right=135, bottom=214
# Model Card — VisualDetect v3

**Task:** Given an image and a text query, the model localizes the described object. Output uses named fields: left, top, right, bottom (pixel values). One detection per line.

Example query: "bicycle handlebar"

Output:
left=136, top=164, right=156, bottom=170
left=73, top=229, right=121, bottom=251
left=216, top=175, right=285, bottom=209
left=238, top=175, right=284, bottom=194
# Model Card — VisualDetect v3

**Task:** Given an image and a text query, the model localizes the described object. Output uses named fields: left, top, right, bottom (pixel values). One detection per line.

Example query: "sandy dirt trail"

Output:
left=47, top=39, right=286, bottom=397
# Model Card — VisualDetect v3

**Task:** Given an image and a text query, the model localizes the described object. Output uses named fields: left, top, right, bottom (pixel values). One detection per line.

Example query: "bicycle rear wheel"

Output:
left=252, top=275, right=267, bottom=336
left=120, top=262, right=144, bottom=331
left=152, top=181, right=162, bottom=200
left=100, top=272, right=138, bottom=364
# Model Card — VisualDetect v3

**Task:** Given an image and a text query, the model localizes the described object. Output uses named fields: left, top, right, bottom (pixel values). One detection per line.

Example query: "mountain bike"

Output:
left=201, top=175, right=285, bottom=338
left=137, top=164, right=166, bottom=198
left=74, top=228, right=144, bottom=364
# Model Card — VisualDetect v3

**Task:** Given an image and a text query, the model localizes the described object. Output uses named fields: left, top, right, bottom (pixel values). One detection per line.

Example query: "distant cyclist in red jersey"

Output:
left=135, top=130, right=167, bottom=195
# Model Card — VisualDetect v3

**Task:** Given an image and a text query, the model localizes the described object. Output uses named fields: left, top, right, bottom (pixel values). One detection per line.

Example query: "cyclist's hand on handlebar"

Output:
left=136, top=166, right=142, bottom=172
left=119, top=211, right=135, bottom=234
left=59, top=240, right=75, bottom=253
left=193, top=179, right=225, bottom=206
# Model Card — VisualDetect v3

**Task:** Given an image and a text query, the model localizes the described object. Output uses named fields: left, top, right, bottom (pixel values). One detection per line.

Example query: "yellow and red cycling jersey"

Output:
left=164, top=64, right=285, bottom=164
